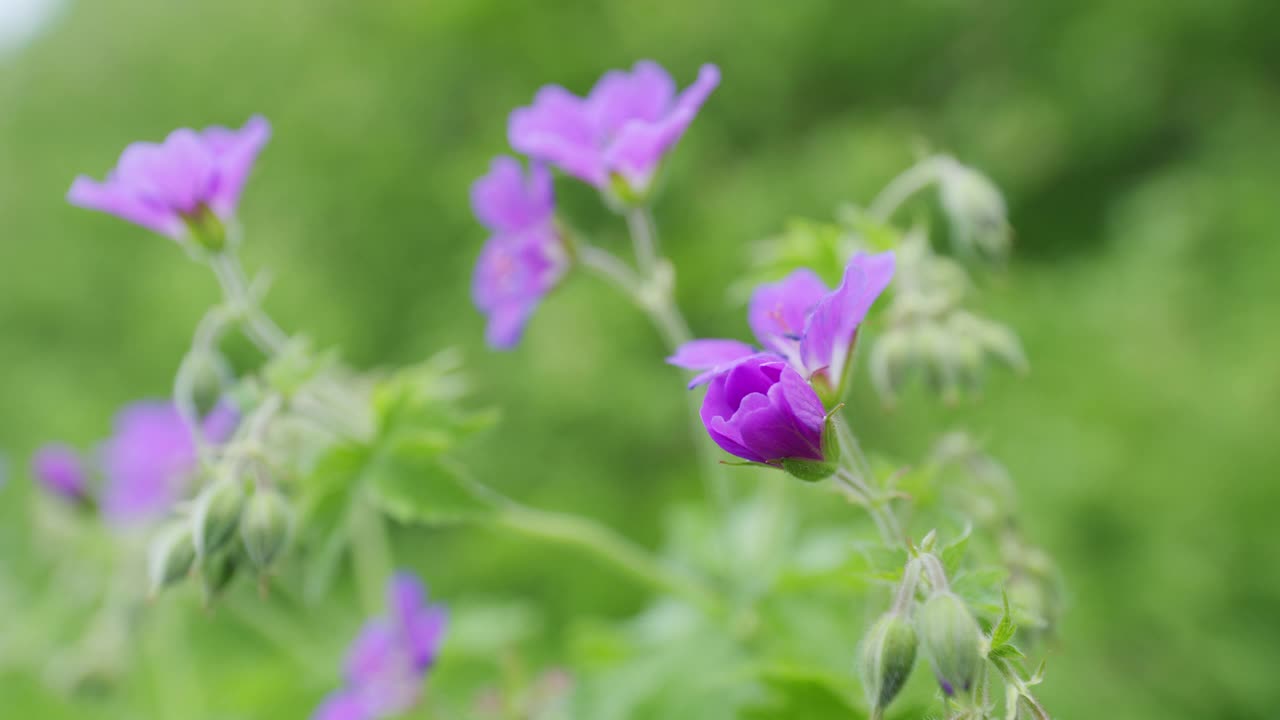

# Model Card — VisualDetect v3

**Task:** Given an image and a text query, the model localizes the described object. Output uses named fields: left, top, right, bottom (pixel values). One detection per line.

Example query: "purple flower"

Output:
left=31, top=444, right=88, bottom=502
left=68, top=116, right=271, bottom=242
left=669, top=252, right=896, bottom=391
left=509, top=61, right=720, bottom=194
left=701, top=356, right=828, bottom=466
left=100, top=400, right=238, bottom=525
left=314, top=572, right=447, bottom=720
left=471, top=156, right=567, bottom=349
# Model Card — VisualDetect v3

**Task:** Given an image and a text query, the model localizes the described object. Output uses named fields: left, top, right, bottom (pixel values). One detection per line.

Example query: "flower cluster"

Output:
left=313, top=573, right=448, bottom=720
left=67, top=116, right=271, bottom=250
left=668, top=252, right=895, bottom=468
left=32, top=400, right=238, bottom=525
left=470, top=61, right=720, bottom=349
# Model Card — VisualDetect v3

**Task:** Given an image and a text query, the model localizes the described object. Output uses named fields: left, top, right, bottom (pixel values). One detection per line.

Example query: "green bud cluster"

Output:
left=146, top=463, right=295, bottom=601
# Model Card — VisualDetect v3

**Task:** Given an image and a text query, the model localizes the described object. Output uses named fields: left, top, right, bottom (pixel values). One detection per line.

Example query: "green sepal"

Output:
left=781, top=457, right=838, bottom=482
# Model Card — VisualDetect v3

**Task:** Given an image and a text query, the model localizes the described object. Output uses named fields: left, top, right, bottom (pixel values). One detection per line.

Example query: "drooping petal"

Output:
left=800, top=251, right=896, bottom=383
left=748, top=268, right=829, bottom=360
left=667, top=339, right=758, bottom=387
left=509, top=85, right=604, bottom=186
left=470, top=156, right=554, bottom=234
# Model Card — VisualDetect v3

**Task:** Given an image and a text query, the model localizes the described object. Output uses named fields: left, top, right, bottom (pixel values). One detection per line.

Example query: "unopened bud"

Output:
left=938, top=158, right=1010, bottom=260
left=191, top=472, right=247, bottom=558
left=199, top=549, right=240, bottom=604
left=148, top=521, right=196, bottom=596
left=859, top=612, right=918, bottom=716
left=917, top=592, right=983, bottom=697
left=240, top=488, right=294, bottom=570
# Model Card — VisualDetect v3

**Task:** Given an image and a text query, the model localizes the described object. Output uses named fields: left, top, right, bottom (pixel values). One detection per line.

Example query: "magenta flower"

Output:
left=31, top=444, right=88, bottom=503
left=100, top=400, right=238, bottom=524
left=669, top=252, right=896, bottom=391
left=701, top=356, right=828, bottom=466
left=509, top=61, right=720, bottom=195
left=313, top=572, right=448, bottom=720
left=471, top=156, right=567, bottom=349
left=32, top=400, right=238, bottom=524
left=67, top=116, right=271, bottom=244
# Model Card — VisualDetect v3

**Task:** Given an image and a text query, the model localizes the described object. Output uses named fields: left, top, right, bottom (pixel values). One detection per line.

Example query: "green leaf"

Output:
left=989, top=591, right=1016, bottom=650
left=988, top=643, right=1025, bottom=661
left=940, top=525, right=971, bottom=578
left=363, top=444, right=494, bottom=525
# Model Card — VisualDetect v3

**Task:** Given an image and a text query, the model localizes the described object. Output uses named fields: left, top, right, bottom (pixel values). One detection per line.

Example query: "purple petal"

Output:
left=31, top=444, right=87, bottom=501
left=472, top=228, right=566, bottom=350
left=470, top=156, right=554, bottom=233
left=67, top=176, right=184, bottom=237
left=200, top=399, right=241, bottom=444
left=705, top=392, right=773, bottom=464
left=666, top=339, right=758, bottom=387
left=587, top=60, right=676, bottom=137
left=603, top=64, right=720, bottom=188
left=344, top=620, right=399, bottom=688
left=799, top=251, right=896, bottom=382
left=203, top=115, right=271, bottom=218
left=311, top=691, right=373, bottom=720
left=748, top=269, right=829, bottom=361
left=406, top=605, right=447, bottom=672
left=509, top=85, right=605, bottom=186
left=99, top=402, right=199, bottom=524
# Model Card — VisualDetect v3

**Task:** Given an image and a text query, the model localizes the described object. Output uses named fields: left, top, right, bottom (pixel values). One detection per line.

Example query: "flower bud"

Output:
left=240, top=488, right=294, bottom=571
left=147, top=521, right=196, bottom=596
left=916, top=591, right=983, bottom=697
left=859, top=612, right=918, bottom=716
left=191, top=472, right=247, bottom=558
left=937, top=158, right=1010, bottom=260
left=199, top=548, right=240, bottom=604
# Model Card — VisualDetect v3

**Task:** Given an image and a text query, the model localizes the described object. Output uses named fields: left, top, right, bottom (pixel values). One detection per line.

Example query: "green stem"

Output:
left=209, top=249, right=288, bottom=355
left=492, top=503, right=721, bottom=614
left=625, top=206, right=660, bottom=278
left=831, top=415, right=904, bottom=546
left=349, top=495, right=395, bottom=615
left=868, top=156, right=944, bottom=222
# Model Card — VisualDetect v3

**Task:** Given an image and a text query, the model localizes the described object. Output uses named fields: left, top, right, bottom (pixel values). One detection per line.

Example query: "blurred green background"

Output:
left=2, top=0, right=1278, bottom=717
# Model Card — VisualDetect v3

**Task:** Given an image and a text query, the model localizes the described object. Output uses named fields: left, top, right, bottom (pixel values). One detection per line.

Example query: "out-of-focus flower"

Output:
left=67, top=116, right=271, bottom=248
left=509, top=61, right=719, bottom=197
left=699, top=356, right=827, bottom=468
left=936, top=156, right=1011, bottom=260
left=471, top=156, right=567, bottom=349
left=313, top=572, right=448, bottom=720
left=669, top=252, right=895, bottom=398
left=31, top=444, right=88, bottom=503
left=100, top=400, right=238, bottom=525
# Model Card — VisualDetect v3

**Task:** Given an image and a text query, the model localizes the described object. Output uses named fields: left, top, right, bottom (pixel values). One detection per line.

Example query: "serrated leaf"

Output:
left=988, top=643, right=1025, bottom=661
left=989, top=590, right=1016, bottom=649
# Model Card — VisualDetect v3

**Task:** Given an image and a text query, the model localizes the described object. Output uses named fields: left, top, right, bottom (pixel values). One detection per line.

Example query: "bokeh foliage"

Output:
left=1, top=0, right=1278, bottom=717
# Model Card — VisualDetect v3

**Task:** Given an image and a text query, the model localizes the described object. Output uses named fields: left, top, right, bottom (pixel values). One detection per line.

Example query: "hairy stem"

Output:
left=209, top=249, right=288, bottom=355
left=868, top=156, right=944, bottom=222
left=493, top=503, right=721, bottom=615
left=831, top=415, right=904, bottom=546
